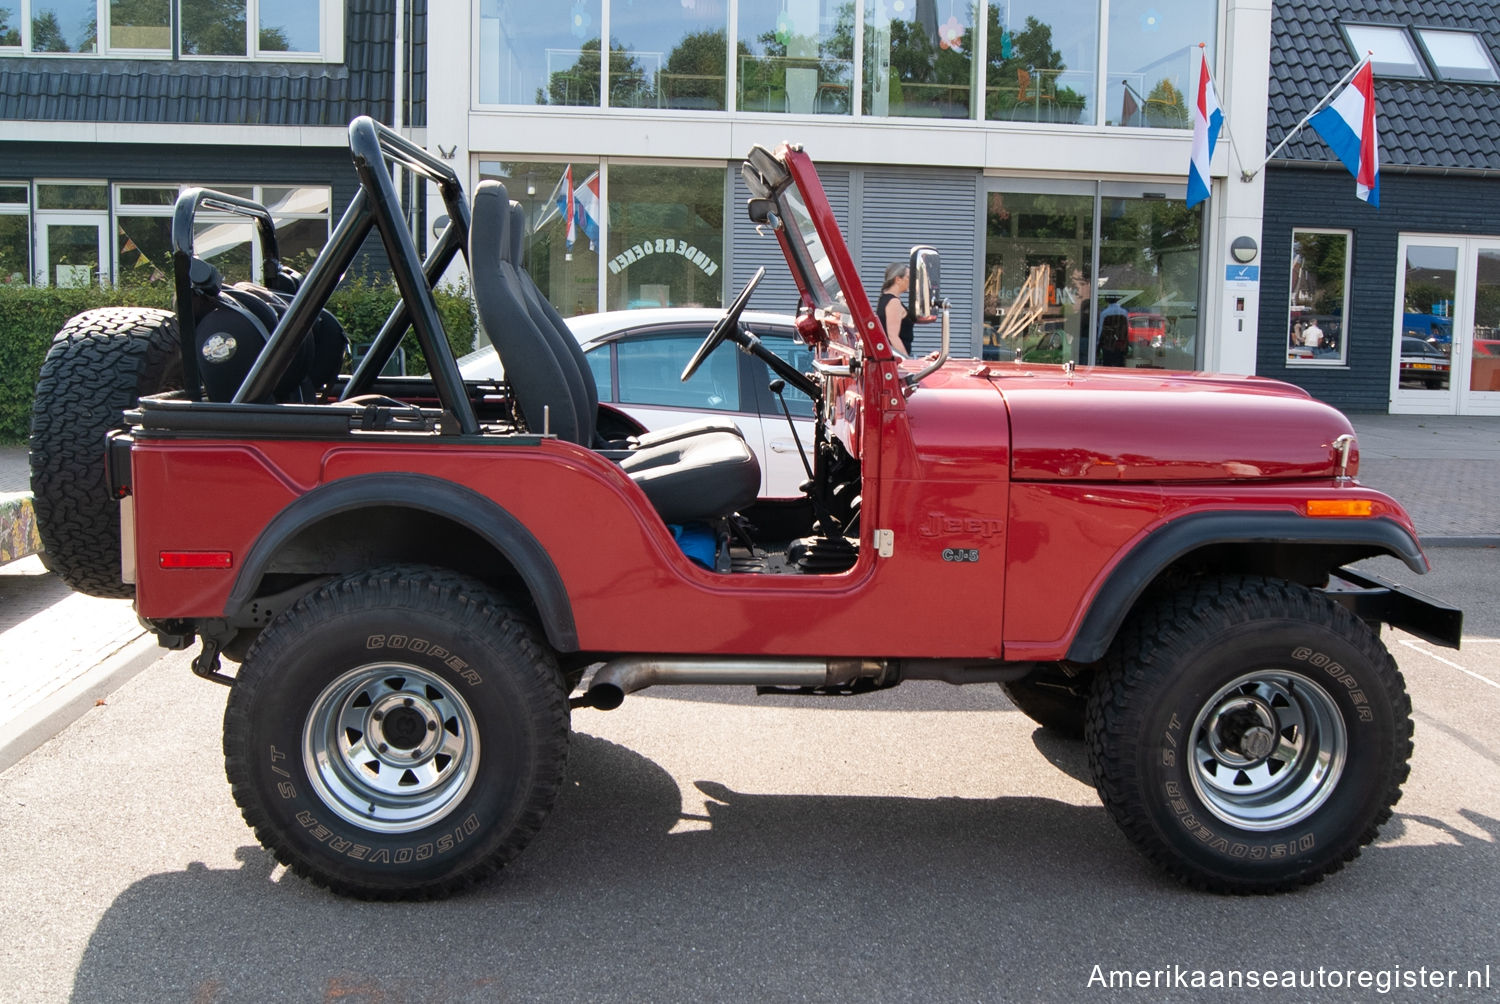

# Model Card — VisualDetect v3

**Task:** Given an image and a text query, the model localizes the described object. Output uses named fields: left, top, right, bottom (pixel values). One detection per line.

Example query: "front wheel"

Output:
left=1087, top=575, right=1412, bottom=893
left=224, top=566, right=569, bottom=899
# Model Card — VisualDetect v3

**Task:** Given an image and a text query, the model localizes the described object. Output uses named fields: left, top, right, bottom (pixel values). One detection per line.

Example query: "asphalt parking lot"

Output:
left=1, top=546, right=1496, bottom=1002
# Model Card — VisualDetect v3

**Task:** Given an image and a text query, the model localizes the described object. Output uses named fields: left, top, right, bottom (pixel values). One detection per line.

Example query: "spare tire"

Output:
left=29, top=308, right=182, bottom=598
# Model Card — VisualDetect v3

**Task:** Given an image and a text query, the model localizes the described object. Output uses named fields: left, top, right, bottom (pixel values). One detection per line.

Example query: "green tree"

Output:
left=30, top=10, right=75, bottom=51
left=662, top=28, right=738, bottom=109
left=541, top=38, right=653, bottom=107
left=181, top=0, right=246, bottom=55
left=1, top=8, right=21, bottom=46
left=1146, top=77, right=1188, bottom=126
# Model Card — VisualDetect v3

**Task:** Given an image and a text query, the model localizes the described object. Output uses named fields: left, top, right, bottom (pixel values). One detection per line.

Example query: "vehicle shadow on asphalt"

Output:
left=0, top=561, right=71, bottom=629
left=70, top=733, right=1500, bottom=1002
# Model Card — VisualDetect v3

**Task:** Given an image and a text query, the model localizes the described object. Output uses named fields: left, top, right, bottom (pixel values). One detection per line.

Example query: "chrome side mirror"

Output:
left=908, top=245, right=941, bottom=323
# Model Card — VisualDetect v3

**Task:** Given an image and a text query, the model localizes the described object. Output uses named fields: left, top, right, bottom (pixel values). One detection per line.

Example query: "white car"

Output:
left=459, top=308, right=815, bottom=497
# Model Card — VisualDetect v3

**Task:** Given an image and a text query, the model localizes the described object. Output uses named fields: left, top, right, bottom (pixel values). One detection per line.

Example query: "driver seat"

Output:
left=470, top=180, right=760, bottom=523
left=499, top=198, right=746, bottom=453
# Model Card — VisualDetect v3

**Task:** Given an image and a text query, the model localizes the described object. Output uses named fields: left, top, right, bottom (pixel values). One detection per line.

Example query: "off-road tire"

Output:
left=29, top=308, right=181, bottom=597
left=1086, top=575, right=1412, bottom=893
left=1001, top=664, right=1092, bottom=739
left=224, top=565, right=570, bottom=900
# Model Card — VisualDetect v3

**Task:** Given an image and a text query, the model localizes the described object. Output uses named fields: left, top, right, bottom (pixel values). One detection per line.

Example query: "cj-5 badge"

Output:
left=941, top=548, right=980, bottom=562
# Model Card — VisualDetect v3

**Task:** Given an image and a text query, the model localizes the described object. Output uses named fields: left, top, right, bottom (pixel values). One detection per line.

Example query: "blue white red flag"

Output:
left=573, top=171, right=601, bottom=251
left=553, top=165, right=576, bottom=250
left=1309, top=60, right=1380, bottom=207
left=1185, top=50, right=1222, bottom=209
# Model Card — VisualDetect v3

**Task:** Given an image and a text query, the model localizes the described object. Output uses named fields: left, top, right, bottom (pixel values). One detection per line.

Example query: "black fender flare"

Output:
left=1064, top=512, right=1425, bottom=664
left=226, top=473, right=578, bottom=651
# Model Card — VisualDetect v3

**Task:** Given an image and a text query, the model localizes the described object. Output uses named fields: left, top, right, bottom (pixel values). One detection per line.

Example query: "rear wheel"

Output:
left=224, top=565, right=570, bottom=899
left=1087, top=575, right=1411, bottom=893
left=29, top=308, right=181, bottom=597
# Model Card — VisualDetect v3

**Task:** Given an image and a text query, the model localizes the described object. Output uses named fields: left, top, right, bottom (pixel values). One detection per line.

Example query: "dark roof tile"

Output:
left=1270, top=0, right=1500, bottom=171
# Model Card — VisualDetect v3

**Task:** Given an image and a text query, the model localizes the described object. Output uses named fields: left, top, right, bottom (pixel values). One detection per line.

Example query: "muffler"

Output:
left=575, top=656, right=891, bottom=710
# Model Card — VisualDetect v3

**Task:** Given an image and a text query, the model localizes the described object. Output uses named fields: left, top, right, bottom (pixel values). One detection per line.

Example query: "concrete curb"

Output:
left=1423, top=537, right=1500, bottom=549
left=0, top=632, right=161, bottom=775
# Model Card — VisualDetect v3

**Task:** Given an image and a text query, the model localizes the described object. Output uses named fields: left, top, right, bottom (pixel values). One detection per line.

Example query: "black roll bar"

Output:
left=212, top=116, right=477, bottom=433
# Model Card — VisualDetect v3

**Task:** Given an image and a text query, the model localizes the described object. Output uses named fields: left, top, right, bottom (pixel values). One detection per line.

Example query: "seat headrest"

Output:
left=472, top=180, right=513, bottom=267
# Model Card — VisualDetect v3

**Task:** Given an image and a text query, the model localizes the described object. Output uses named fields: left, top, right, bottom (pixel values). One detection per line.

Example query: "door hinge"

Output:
left=875, top=529, right=894, bottom=558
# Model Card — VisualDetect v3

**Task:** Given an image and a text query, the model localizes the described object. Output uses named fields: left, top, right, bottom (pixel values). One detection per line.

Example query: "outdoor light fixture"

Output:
left=1231, top=236, right=1259, bottom=264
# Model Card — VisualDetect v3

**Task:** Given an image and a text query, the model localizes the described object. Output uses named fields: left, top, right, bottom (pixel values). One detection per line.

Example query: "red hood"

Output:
left=912, top=362, right=1357, bottom=482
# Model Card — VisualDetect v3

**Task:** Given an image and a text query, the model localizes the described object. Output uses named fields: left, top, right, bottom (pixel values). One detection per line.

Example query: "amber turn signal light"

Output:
left=1305, top=499, right=1374, bottom=518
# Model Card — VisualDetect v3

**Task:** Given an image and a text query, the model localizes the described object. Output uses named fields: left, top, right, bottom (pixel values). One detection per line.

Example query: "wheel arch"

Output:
left=1065, top=512, right=1426, bottom=664
left=226, top=473, right=578, bottom=652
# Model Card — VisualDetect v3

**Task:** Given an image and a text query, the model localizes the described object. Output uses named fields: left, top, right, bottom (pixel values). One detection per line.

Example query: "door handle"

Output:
left=769, top=439, right=800, bottom=454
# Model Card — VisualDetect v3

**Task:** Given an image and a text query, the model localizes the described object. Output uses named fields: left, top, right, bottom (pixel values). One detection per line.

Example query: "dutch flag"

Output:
left=1185, top=49, right=1222, bottom=210
left=1309, top=60, right=1380, bottom=207
left=554, top=165, right=576, bottom=250
left=573, top=171, right=601, bottom=251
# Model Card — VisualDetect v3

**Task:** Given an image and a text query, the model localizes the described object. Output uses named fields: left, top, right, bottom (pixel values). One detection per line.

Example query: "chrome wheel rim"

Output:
left=303, top=663, right=480, bottom=834
left=1188, top=670, right=1346, bottom=831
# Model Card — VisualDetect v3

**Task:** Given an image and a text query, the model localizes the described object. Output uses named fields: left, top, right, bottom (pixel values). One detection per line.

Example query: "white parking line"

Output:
left=1399, top=638, right=1500, bottom=691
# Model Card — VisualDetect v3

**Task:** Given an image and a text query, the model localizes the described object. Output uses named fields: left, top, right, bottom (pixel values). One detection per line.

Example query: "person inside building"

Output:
left=876, top=262, right=915, bottom=356
left=1098, top=297, right=1130, bottom=367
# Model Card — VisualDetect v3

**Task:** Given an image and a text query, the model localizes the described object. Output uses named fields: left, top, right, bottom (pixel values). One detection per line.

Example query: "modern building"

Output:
left=0, top=0, right=423, bottom=289
left=428, top=0, right=1276, bottom=371
left=1257, top=0, right=1499, bottom=416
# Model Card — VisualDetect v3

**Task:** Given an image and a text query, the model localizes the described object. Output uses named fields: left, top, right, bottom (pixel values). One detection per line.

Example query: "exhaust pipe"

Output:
left=576, top=657, right=890, bottom=710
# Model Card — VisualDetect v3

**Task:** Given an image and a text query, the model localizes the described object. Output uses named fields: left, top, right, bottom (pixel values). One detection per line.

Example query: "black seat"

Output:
left=470, top=180, right=759, bottom=523
left=501, top=199, right=746, bottom=452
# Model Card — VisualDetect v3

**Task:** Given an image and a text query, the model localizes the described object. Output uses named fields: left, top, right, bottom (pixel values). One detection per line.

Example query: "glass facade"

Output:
left=606, top=165, right=724, bottom=311
left=863, top=0, right=977, bottom=119
left=477, top=0, right=1211, bottom=126
left=985, top=0, right=1096, bottom=124
left=1106, top=0, right=1214, bottom=127
left=985, top=182, right=1203, bottom=369
left=0, top=185, right=29, bottom=285
left=737, top=0, right=853, bottom=115
left=478, top=159, right=602, bottom=318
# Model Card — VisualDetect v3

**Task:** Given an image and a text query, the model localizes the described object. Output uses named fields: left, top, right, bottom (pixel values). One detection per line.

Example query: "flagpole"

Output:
left=531, top=167, right=571, bottom=233
left=1241, top=53, right=1370, bottom=182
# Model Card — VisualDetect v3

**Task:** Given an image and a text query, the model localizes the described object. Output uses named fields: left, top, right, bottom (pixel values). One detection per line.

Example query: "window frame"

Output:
left=1412, top=26, right=1500, bottom=85
left=0, top=0, right=341, bottom=60
left=1285, top=227, right=1353, bottom=369
left=1338, top=22, right=1430, bottom=80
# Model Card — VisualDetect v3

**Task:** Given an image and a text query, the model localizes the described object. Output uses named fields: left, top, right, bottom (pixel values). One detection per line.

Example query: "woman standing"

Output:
left=877, top=263, right=915, bottom=357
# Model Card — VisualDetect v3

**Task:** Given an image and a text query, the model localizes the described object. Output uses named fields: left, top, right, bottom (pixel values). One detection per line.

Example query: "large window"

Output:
left=476, top=0, right=1210, bottom=127
left=985, top=0, right=1097, bottom=125
left=864, top=0, right=977, bottom=119
left=477, top=159, right=602, bottom=317
left=612, top=0, right=727, bottom=109
left=2, top=0, right=337, bottom=57
left=985, top=181, right=1202, bottom=369
left=1096, top=191, right=1202, bottom=368
left=1286, top=229, right=1349, bottom=367
left=737, top=0, right=853, bottom=115
left=1106, top=0, right=1215, bottom=128
left=607, top=165, right=724, bottom=311
left=0, top=185, right=30, bottom=285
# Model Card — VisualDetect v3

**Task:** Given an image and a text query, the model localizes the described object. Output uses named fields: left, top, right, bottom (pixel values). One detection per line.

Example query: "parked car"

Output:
left=1126, top=311, right=1166, bottom=346
left=1398, top=335, right=1451, bottom=389
left=460, top=308, right=813, bottom=497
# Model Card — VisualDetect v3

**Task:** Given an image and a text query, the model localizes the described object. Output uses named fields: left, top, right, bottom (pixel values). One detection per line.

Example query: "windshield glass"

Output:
left=783, top=186, right=847, bottom=312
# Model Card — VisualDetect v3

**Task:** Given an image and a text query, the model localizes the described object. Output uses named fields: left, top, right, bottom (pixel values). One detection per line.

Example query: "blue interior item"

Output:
left=669, top=522, right=718, bottom=569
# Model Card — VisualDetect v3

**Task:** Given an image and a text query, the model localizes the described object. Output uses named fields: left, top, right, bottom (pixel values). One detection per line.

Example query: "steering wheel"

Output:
left=680, top=266, right=766, bottom=383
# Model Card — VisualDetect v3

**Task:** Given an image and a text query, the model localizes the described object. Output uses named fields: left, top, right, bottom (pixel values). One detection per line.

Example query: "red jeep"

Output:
left=30, top=119, right=1461, bottom=899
